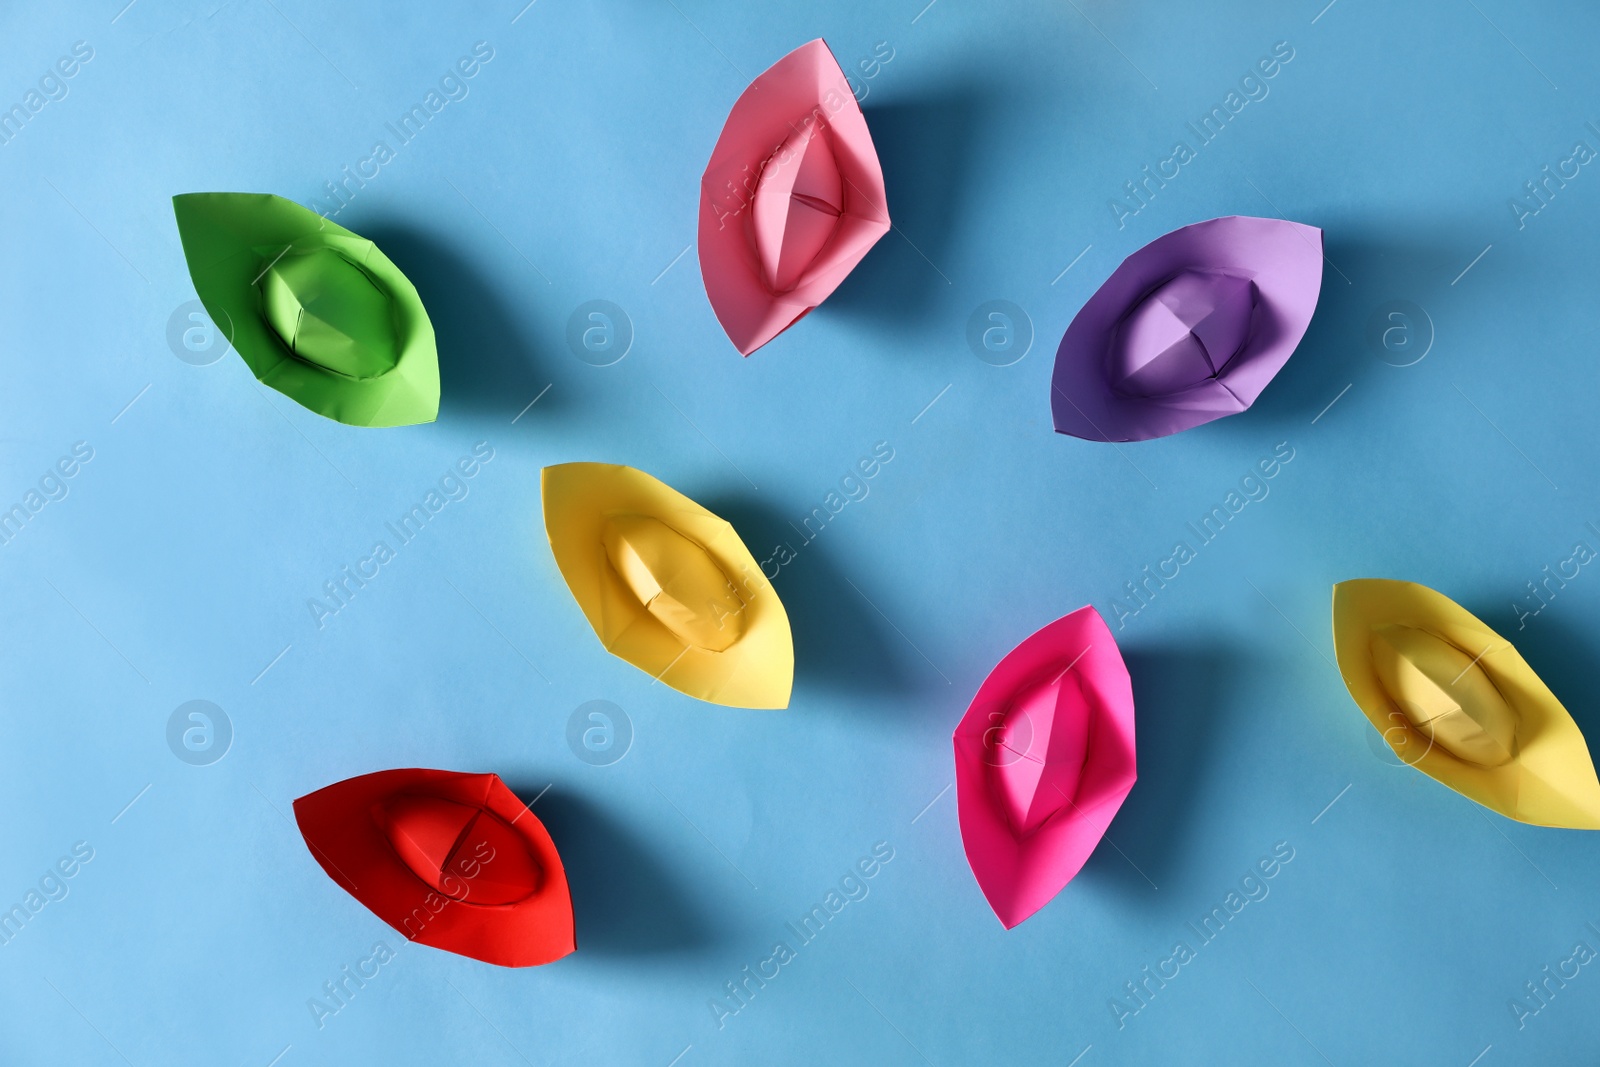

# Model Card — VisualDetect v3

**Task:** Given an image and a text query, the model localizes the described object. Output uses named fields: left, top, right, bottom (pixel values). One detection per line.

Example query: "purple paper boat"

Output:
left=1051, top=215, right=1324, bottom=442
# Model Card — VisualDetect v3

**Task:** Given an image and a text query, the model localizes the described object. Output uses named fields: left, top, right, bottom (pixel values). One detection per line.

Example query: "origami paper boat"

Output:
left=1052, top=215, right=1323, bottom=442
left=1332, top=579, right=1600, bottom=828
left=173, top=193, right=439, bottom=427
left=542, top=463, right=793, bottom=708
left=293, top=769, right=574, bottom=967
left=698, top=39, right=890, bottom=355
left=953, top=606, right=1137, bottom=928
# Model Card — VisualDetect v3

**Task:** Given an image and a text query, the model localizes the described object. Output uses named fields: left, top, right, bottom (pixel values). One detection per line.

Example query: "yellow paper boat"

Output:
left=541, top=463, right=793, bottom=709
left=1332, top=578, right=1600, bottom=827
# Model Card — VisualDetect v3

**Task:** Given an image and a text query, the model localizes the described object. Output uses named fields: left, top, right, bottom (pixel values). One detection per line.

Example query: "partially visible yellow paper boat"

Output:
left=541, top=463, right=793, bottom=709
left=1332, top=578, right=1600, bottom=828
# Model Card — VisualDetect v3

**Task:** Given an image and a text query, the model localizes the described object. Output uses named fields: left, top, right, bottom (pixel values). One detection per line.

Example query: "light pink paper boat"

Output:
left=953, top=606, right=1137, bottom=928
left=698, top=39, right=891, bottom=355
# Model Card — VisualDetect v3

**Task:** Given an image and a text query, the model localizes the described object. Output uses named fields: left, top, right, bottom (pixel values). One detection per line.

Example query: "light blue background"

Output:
left=2, top=0, right=1598, bottom=1063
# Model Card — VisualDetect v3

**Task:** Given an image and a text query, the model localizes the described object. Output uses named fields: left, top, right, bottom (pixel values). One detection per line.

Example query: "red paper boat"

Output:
left=953, top=607, right=1137, bottom=928
left=293, top=769, right=575, bottom=967
left=698, top=38, right=891, bottom=355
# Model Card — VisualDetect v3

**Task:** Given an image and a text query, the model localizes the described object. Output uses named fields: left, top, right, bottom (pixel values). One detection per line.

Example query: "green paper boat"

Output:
left=172, top=193, right=439, bottom=427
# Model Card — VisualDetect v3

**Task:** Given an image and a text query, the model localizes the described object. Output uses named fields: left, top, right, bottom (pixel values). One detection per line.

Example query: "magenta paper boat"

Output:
left=698, top=39, right=890, bottom=355
left=953, top=606, right=1137, bottom=928
left=1052, top=215, right=1324, bottom=442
